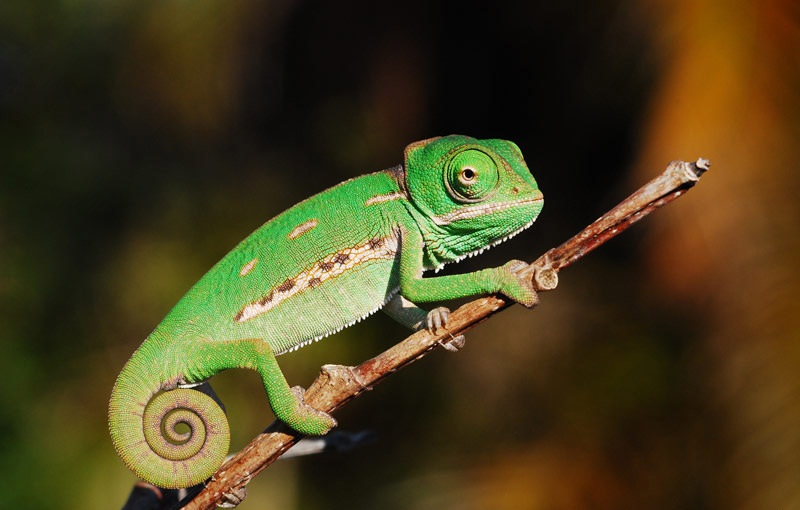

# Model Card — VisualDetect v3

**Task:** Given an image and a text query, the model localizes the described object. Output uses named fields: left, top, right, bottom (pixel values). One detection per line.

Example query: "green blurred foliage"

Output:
left=0, top=0, right=798, bottom=509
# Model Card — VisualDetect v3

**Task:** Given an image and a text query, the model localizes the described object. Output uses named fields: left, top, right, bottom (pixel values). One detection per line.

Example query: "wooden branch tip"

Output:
left=181, top=158, right=709, bottom=509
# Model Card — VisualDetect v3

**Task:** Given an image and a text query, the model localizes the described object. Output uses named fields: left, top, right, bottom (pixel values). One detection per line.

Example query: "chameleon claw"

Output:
left=425, top=307, right=466, bottom=352
left=504, top=259, right=531, bottom=275
left=499, top=259, right=539, bottom=308
left=219, top=485, right=247, bottom=508
left=426, top=306, right=452, bottom=333
left=439, top=334, right=466, bottom=352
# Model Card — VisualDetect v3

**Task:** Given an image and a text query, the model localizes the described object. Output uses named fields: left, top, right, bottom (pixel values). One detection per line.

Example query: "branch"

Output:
left=183, top=158, right=710, bottom=509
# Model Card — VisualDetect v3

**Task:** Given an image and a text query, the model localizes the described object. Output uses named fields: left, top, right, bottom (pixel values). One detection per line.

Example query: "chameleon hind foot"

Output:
left=219, top=485, right=247, bottom=509
left=426, top=306, right=466, bottom=352
left=426, top=306, right=452, bottom=332
left=283, top=386, right=337, bottom=436
left=440, top=333, right=466, bottom=352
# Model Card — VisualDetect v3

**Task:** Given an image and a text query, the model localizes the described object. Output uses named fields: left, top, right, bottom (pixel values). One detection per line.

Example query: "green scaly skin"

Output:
left=109, top=135, right=544, bottom=488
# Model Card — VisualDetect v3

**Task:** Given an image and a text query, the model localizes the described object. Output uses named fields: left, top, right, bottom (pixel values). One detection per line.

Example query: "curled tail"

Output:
left=108, top=344, right=230, bottom=489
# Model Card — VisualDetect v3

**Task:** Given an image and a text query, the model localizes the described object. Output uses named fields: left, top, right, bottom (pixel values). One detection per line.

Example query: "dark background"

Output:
left=1, top=1, right=798, bottom=509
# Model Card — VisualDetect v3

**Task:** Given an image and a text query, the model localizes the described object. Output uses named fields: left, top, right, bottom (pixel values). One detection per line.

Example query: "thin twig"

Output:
left=182, top=158, right=710, bottom=509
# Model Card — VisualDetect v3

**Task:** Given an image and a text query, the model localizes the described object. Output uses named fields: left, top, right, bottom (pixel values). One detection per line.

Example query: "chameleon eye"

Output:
left=460, top=167, right=477, bottom=183
left=445, top=149, right=499, bottom=202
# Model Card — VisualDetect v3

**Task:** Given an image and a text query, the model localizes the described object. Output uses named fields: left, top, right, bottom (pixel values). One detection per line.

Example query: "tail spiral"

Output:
left=109, top=349, right=230, bottom=488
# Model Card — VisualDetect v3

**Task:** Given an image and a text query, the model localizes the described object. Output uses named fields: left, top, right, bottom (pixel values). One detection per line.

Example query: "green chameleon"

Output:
left=109, top=135, right=544, bottom=488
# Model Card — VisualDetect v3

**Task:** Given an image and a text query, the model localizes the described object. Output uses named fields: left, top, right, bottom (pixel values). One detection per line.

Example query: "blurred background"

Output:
left=1, top=0, right=798, bottom=509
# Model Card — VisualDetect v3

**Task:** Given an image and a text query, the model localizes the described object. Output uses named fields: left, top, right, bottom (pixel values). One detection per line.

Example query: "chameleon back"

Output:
left=159, top=167, right=410, bottom=354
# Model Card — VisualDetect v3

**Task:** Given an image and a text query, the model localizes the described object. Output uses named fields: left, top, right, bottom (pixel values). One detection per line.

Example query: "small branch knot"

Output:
left=534, top=265, right=559, bottom=291
left=694, top=157, right=711, bottom=176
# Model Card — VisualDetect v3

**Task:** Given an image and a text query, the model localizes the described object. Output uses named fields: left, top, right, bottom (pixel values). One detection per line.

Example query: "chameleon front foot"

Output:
left=282, top=386, right=337, bottom=436
left=497, top=259, right=539, bottom=308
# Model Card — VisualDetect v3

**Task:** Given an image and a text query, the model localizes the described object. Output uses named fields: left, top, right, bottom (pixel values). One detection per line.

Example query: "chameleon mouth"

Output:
left=431, top=195, right=544, bottom=226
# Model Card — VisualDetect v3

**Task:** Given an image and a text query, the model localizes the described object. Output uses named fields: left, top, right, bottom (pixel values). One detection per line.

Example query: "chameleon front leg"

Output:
left=397, top=229, right=538, bottom=308
left=194, top=338, right=336, bottom=435
left=383, top=294, right=466, bottom=352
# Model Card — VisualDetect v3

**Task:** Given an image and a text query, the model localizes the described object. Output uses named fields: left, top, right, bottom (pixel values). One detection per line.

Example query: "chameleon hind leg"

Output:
left=195, top=338, right=336, bottom=436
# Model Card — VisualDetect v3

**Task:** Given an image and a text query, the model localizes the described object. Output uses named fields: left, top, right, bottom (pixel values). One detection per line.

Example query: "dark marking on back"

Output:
left=368, top=237, right=384, bottom=250
left=332, top=253, right=350, bottom=265
left=308, top=277, right=322, bottom=288
left=318, top=261, right=334, bottom=272
left=277, top=279, right=295, bottom=293
left=259, top=292, right=274, bottom=305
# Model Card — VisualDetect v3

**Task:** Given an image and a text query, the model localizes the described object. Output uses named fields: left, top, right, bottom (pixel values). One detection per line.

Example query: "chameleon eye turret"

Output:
left=445, top=148, right=500, bottom=202
left=110, top=134, right=543, bottom=488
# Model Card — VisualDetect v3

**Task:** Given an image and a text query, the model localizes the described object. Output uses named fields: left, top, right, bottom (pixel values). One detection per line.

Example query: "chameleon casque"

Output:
left=109, top=135, right=544, bottom=488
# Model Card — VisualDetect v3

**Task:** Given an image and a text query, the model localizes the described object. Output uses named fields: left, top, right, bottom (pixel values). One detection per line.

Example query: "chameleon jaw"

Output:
left=430, top=196, right=543, bottom=226
left=427, top=196, right=542, bottom=273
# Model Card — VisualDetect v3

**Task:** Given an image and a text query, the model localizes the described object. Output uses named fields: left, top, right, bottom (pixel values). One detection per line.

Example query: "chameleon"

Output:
left=109, top=134, right=544, bottom=488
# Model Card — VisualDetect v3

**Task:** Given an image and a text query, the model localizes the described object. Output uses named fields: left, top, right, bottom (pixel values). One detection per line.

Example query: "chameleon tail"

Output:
left=108, top=343, right=230, bottom=489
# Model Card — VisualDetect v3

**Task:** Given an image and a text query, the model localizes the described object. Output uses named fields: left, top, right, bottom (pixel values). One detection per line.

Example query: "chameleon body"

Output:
left=109, top=135, right=544, bottom=488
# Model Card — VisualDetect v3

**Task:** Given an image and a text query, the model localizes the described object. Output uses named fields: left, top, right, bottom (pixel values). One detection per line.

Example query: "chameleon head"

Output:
left=403, top=135, right=544, bottom=267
